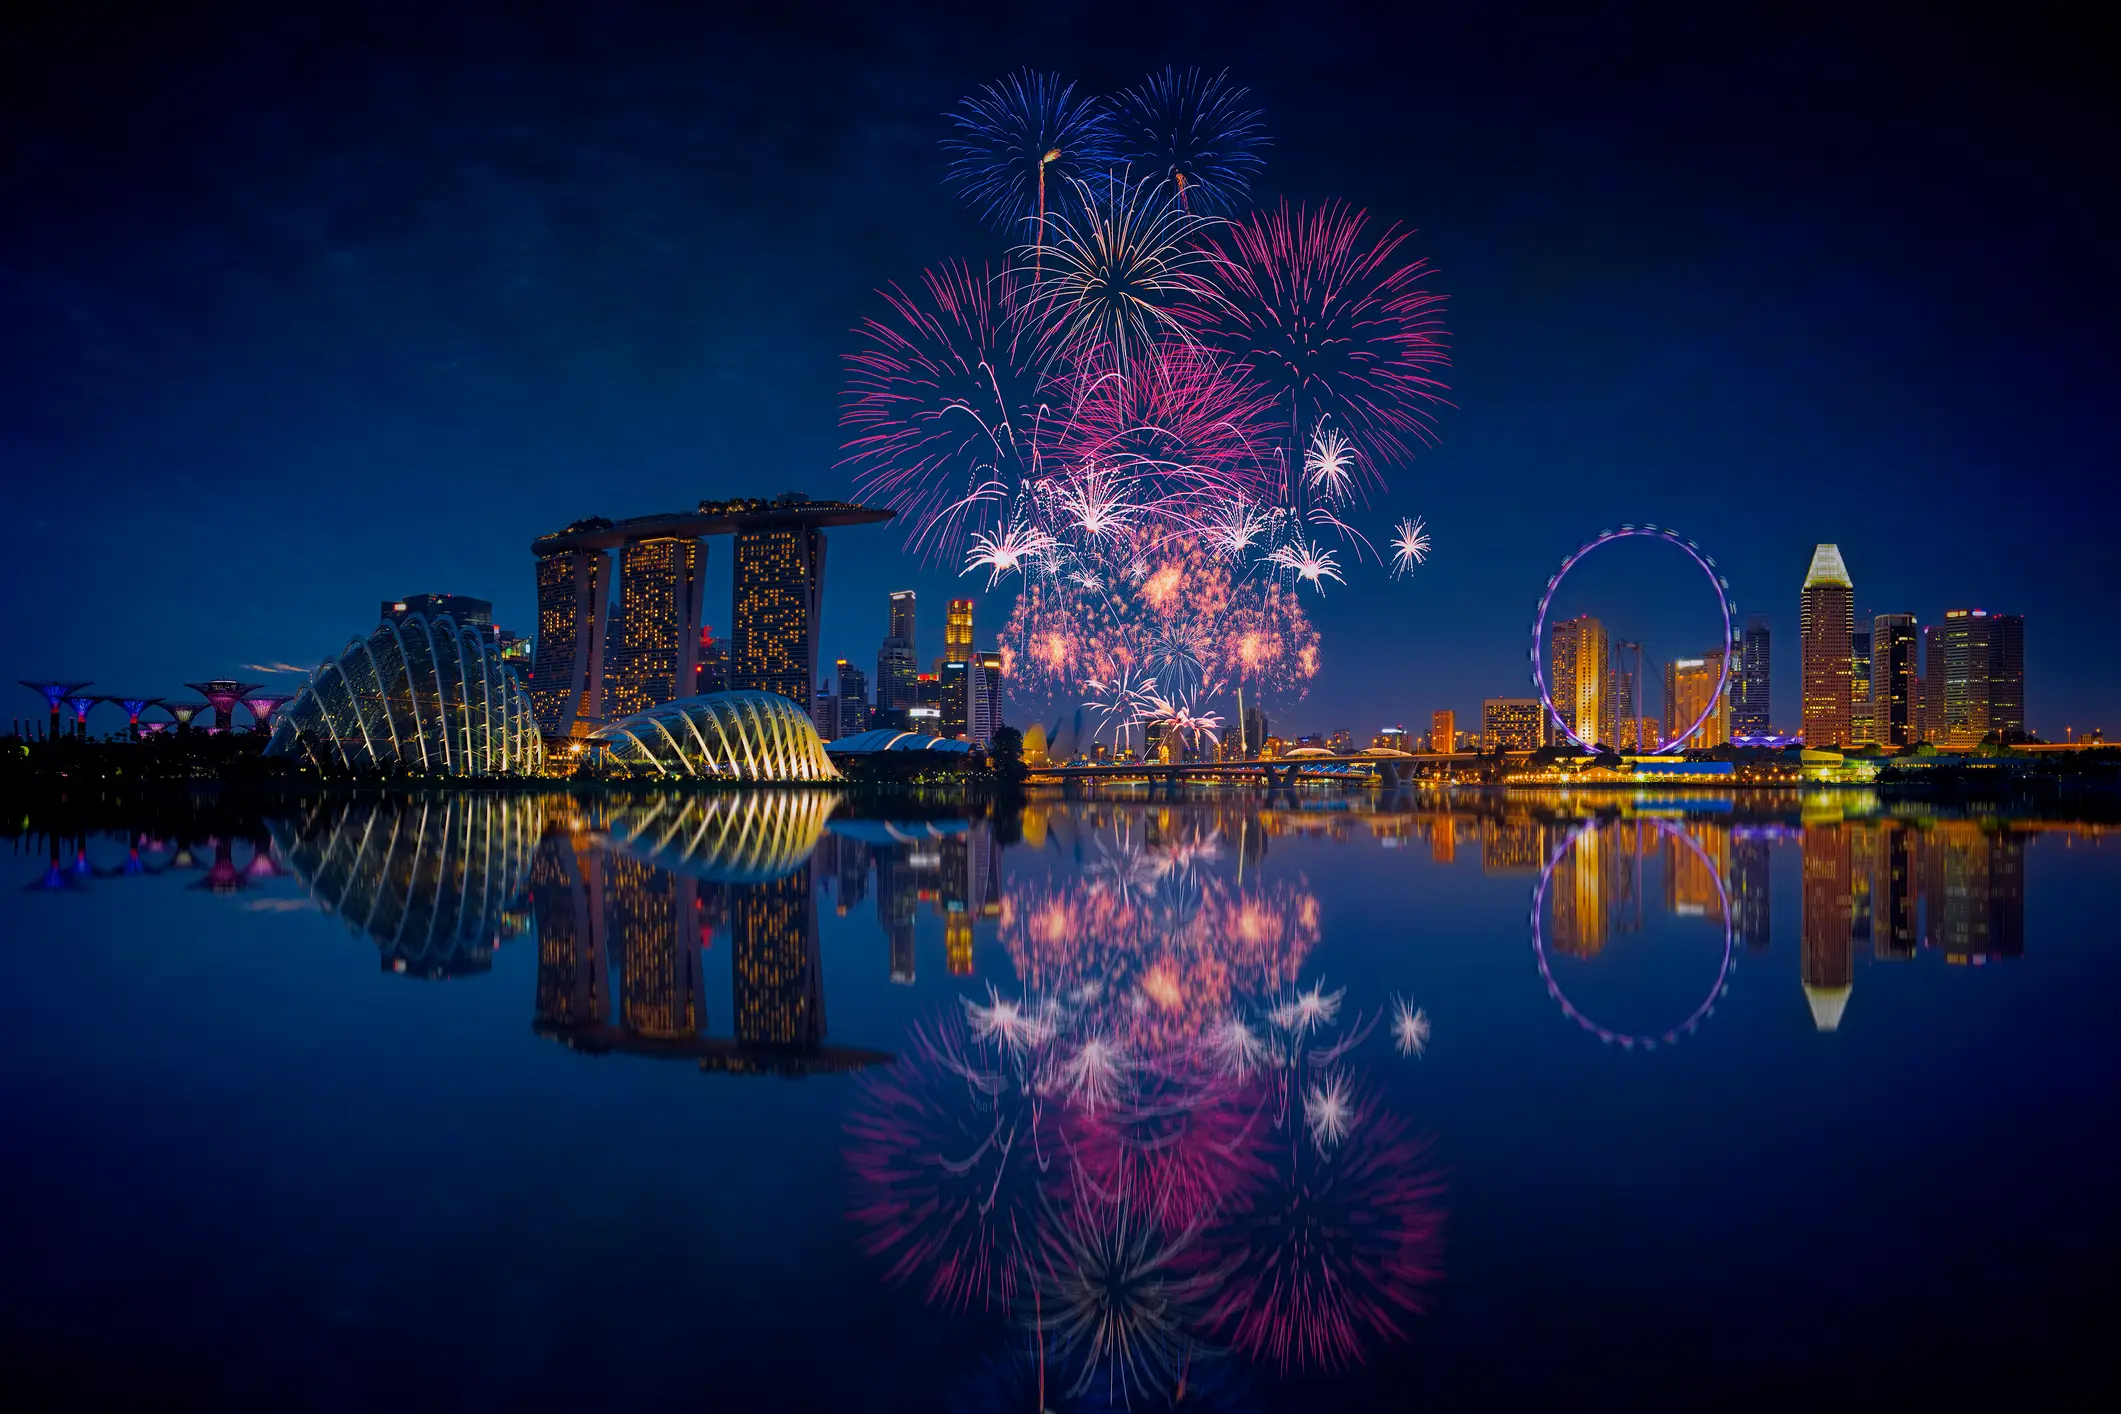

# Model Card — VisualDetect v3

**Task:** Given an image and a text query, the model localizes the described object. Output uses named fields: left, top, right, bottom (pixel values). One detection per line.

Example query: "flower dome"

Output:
left=589, top=691, right=839, bottom=781
left=266, top=613, right=544, bottom=776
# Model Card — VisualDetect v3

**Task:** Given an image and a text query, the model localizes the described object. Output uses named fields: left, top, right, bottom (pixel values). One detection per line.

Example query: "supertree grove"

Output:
left=842, top=66, right=1451, bottom=752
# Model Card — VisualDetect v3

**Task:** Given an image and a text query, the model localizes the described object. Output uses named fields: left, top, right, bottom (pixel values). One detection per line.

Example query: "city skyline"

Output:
left=3, top=5, right=2110, bottom=740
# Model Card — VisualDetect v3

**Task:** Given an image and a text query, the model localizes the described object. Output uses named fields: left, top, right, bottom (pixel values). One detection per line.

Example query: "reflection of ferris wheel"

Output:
left=1530, top=525, right=1737, bottom=752
left=1529, top=819, right=1735, bottom=1050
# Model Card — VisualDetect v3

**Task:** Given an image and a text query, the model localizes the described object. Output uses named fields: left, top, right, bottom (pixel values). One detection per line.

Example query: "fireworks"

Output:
left=1302, top=1073, right=1357, bottom=1151
left=841, top=261, right=1043, bottom=557
left=1025, top=171, right=1231, bottom=372
left=1390, top=996, right=1430, bottom=1057
left=1197, top=199, right=1451, bottom=467
left=1113, top=67, right=1270, bottom=215
left=1303, top=424, right=1358, bottom=502
left=1270, top=980, right=1344, bottom=1036
left=967, top=985, right=1057, bottom=1052
left=1052, top=1035, right=1130, bottom=1114
left=1268, top=537, right=1345, bottom=592
left=1389, top=515, right=1432, bottom=577
left=1031, top=1185, right=1216, bottom=1406
left=965, top=519, right=1056, bottom=587
left=943, top=70, right=1118, bottom=241
left=1203, top=1015, right=1274, bottom=1082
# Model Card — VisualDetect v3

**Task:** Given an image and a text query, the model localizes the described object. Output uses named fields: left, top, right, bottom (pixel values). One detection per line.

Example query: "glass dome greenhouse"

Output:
left=588, top=691, right=839, bottom=781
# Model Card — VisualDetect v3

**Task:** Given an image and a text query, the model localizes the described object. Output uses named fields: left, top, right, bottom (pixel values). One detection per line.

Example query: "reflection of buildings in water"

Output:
left=1875, top=823, right=1918, bottom=960
left=1481, top=816, right=1545, bottom=874
left=531, top=828, right=607, bottom=1025
left=820, top=820, right=1000, bottom=985
left=1922, top=823, right=2025, bottom=963
left=1549, top=821, right=1669, bottom=958
left=601, top=791, right=834, bottom=883
left=611, top=854, right=707, bottom=1039
left=1729, top=833, right=1772, bottom=953
left=1665, top=823, right=1725, bottom=919
left=1801, top=824, right=1855, bottom=1031
left=732, top=866, right=824, bottom=1047
left=274, top=797, right=540, bottom=979
left=1427, top=816, right=1457, bottom=865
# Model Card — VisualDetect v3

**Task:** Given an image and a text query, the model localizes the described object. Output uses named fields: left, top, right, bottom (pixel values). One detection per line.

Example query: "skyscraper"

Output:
left=835, top=659, right=869, bottom=737
left=878, top=590, right=918, bottom=712
left=1549, top=615, right=1607, bottom=745
left=1431, top=708, right=1455, bottom=754
left=1663, top=653, right=1729, bottom=749
left=941, top=659, right=969, bottom=739
left=1483, top=697, right=1545, bottom=751
left=974, top=650, right=1003, bottom=744
left=1730, top=616, right=1772, bottom=737
left=603, top=536, right=708, bottom=719
left=1934, top=610, right=2026, bottom=744
left=890, top=590, right=916, bottom=646
left=531, top=547, right=610, bottom=734
left=1800, top=544, right=1854, bottom=747
left=945, top=598, right=974, bottom=661
left=731, top=521, right=826, bottom=706
left=1603, top=642, right=1641, bottom=750
left=1870, top=613, right=1919, bottom=746
left=1849, top=625, right=1874, bottom=745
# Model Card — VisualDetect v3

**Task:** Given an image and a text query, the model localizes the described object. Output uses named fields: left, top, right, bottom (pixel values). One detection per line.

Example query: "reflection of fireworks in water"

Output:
left=1032, top=1182, right=1223, bottom=1407
left=1301, top=1072, right=1356, bottom=1151
left=845, top=1020, right=1057, bottom=1312
left=1391, top=996, right=1431, bottom=1057
left=1199, top=1093, right=1445, bottom=1373
left=1068, top=1062, right=1273, bottom=1237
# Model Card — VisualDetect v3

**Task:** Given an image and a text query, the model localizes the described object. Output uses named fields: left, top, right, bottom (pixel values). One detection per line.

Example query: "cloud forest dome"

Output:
left=589, top=690, right=839, bottom=781
left=266, top=613, right=544, bottom=776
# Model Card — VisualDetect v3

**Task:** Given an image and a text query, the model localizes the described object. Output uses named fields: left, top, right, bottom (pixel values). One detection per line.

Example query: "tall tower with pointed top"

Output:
left=1800, top=545, right=1854, bottom=747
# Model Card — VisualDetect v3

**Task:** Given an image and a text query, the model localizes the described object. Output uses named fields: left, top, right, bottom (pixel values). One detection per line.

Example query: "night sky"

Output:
left=3, top=1, right=2113, bottom=737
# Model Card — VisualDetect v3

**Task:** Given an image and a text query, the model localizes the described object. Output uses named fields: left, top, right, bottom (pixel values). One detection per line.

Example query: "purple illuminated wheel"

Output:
left=1529, top=820, right=1735, bottom=1050
left=1530, top=525, right=1736, bottom=753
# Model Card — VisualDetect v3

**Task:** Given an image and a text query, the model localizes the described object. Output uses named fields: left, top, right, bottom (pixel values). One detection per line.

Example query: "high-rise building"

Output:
left=530, top=496, right=892, bottom=730
left=877, top=636, right=916, bottom=711
left=946, top=598, right=974, bottom=661
left=890, top=590, right=916, bottom=643
left=1431, top=709, right=1455, bottom=756
left=811, top=685, right=841, bottom=741
left=1870, top=614, right=1920, bottom=746
left=940, top=659, right=970, bottom=739
left=1549, top=615, right=1607, bottom=745
left=1483, top=698, right=1545, bottom=751
left=732, top=522, right=825, bottom=707
left=974, top=650, right=1003, bottom=744
left=1604, top=643, right=1642, bottom=750
left=1663, top=653, right=1729, bottom=748
left=1242, top=706, right=1269, bottom=757
left=836, top=660, right=869, bottom=737
left=1933, top=610, right=2026, bottom=744
left=532, top=549, right=611, bottom=734
left=604, top=536, right=708, bottom=719
left=1731, top=616, right=1772, bottom=737
left=696, top=627, right=731, bottom=695
left=1800, top=544, right=1854, bottom=747
left=1849, top=625, right=1874, bottom=745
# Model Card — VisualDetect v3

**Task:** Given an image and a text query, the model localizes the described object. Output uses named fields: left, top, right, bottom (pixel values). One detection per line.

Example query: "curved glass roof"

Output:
left=265, top=613, right=543, bottom=776
left=825, top=729, right=975, bottom=754
left=590, top=691, right=839, bottom=781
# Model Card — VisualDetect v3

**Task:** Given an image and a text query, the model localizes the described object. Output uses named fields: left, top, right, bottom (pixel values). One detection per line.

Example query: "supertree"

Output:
left=944, top=70, right=1119, bottom=261
left=1112, top=67, right=1271, bottom=216
left=841, top=260, right=1046, bottom=558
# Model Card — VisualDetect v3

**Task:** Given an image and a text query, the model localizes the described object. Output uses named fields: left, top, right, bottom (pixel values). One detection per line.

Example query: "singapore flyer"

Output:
left=1529, top=820, right=1736, bottom=1051
left=1530, top=525, right=1738, bottom=753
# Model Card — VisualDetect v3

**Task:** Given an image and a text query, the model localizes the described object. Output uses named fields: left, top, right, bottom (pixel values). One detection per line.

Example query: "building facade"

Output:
left=1849, top=626, right=1874, bottom=745
left=945, top=598, right=974, bottom=661
left=1800, top=544, right=1854, bottom=747
left=1870, top=613, right=1920, bottom=746
left=1484, top=697, right=1545, bottom=751
left=1933, top=609, right=2026, bottom=744
left=1663, top=651, right=1730, bottom=749
left=1431, top=708, right=1456, bottom=755
left=835, top=659, right=870, bottom=737
left=604, top=536, right=708, bottom=719
left=1731, top=615, right=1772, bottom=737
left=1549, top=615, right=1607, bottom=745
left=731, top=522, right=825, bottom=707
left=531, top=548, right=610, bottom=735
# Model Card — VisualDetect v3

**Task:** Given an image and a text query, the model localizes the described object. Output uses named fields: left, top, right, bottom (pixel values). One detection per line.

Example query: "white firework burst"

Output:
left=1303, top=424, right=1358, bottom=502
left=1302, top=1072, right=1357, bottom=1152
left=1390, top=516, right=1432, bottom=578
left=965, top=985, right=1055, bottom=1052
left=1202, top=1015, right=1273, bottom=1080
left=1391, top=995, right=1431, bottom=1057
left=1206, top=496, right=1275, bottom=562
left=1054, top=1035, right=1128, bottom=1113
left=1268, top=536, right=1344, bottom=592
left=1270, top=980, right=1345, bottom=1036
left=964, top=521, right=1055, bottom=587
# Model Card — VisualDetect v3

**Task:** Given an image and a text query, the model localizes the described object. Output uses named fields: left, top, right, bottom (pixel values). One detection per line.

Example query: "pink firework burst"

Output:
left=1196, top=199, right=1451, bottom=469
left=1194, top=1091, right=1446, bottom=1373
left=841, top=260, right=1048, bottom=557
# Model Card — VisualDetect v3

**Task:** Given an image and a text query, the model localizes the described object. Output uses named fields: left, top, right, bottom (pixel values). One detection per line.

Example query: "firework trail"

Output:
left=1196, top=199, right=1451, bottom=469
left=1026, top=171, right=1231, bottom=372
left=944, top=70, right=1119, bottom=250
left=1113, top=66, right=1270, bottom=215
left=841, top=261, right=1044, bottom=557
left=1389, top=516, right=1432, bottom=577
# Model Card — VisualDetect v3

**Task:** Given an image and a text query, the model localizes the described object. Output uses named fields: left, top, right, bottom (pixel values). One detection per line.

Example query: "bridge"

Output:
left=1033, top=751, right=1535, bottom=791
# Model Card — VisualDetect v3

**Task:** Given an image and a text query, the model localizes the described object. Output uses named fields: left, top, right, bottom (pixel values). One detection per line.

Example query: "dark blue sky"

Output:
left=3, top=1, right=2112, bottom=736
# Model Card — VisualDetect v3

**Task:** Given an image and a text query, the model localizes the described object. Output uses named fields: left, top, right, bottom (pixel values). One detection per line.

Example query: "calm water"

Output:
left=5, top=789, right=2115, bottom=1409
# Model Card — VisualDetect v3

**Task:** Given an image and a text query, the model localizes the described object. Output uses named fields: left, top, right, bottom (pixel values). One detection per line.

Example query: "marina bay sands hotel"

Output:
left=530, top=493, right=893, bottom=737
